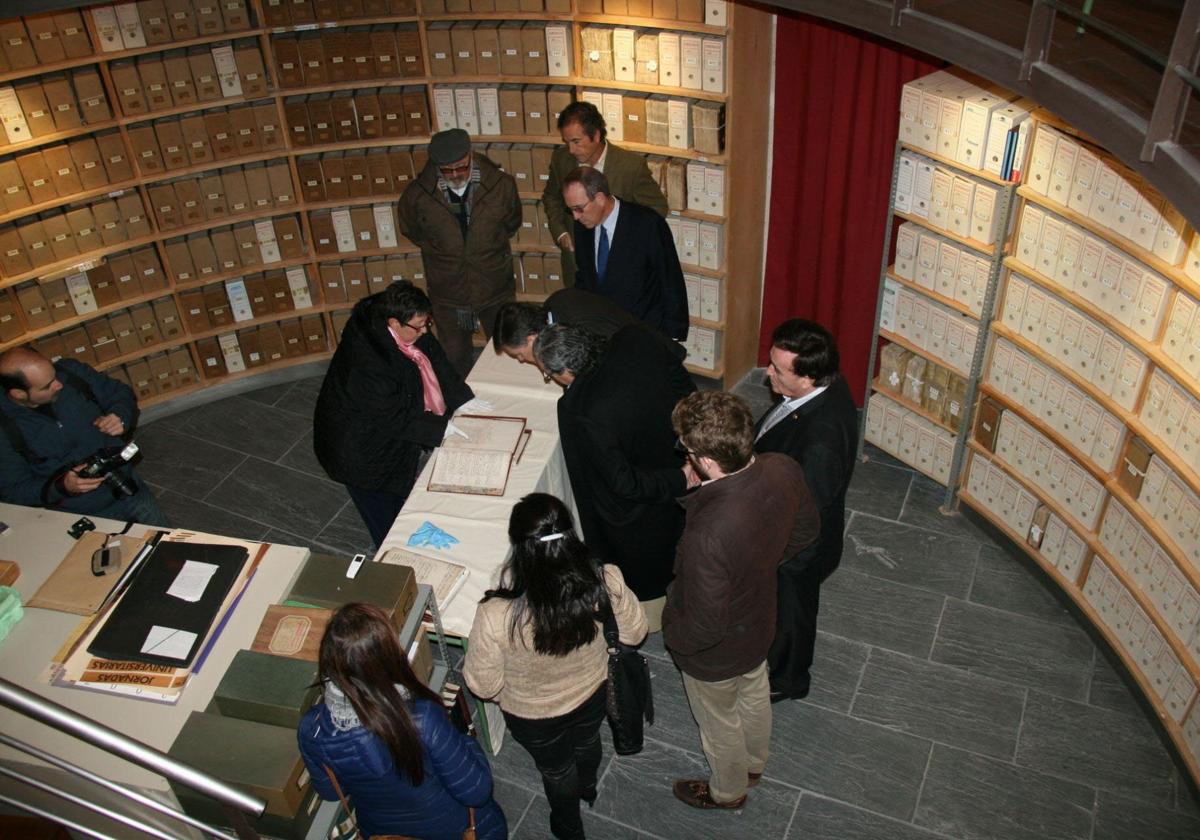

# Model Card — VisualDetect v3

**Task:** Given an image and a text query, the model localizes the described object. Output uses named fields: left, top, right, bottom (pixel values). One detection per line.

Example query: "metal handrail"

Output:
left=0, top=677, right=266, bottom=824
left=1037, top=0, right=1170, bottom=68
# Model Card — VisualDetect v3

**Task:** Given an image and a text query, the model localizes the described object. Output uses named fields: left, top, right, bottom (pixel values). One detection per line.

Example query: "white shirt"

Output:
left=757, top=385, right=828, bottom=439
left=595, top=197, right=621, bottom=270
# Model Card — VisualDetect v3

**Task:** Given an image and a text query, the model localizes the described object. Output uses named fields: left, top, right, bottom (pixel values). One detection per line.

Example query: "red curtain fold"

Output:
left=760, top=14, right=939, bottom=404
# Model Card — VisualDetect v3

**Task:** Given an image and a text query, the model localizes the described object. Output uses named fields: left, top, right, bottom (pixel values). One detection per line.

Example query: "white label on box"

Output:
left=254, top=220, right=281, bottom=263
left=0, top=87, right=31, bottom=145
left=211, top=45, right=244, bottom=98
left=225, top=278, right=255, bottom=321
left=115, top=3, right=147, bottom=49
left=91, top=7, right=122, bottom=51
left=218, top=333, right=247, bottom=373
left=374, top=204, right=398, bottom=248
left=286, top=267, right=313, bottom=308
left=64, top=272, right=98, bottom=316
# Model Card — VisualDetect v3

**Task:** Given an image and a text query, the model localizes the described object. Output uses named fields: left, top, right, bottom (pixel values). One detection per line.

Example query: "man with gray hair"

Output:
left=562, top=166, right=688, bottom=341
left=398, top=128, right=521, bottom=376
left=535, top=322, right=694, bottom=628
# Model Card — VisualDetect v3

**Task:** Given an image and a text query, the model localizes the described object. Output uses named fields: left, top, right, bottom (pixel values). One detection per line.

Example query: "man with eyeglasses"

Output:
left=398, top=128, right=522, bottom=376
left=314, top=281, right=474, bottom=546
left=542, top=101, right=667, bottom=287
left=533, top=322, right=694, bottom=631
left=562, top=166, right=688, bottom=342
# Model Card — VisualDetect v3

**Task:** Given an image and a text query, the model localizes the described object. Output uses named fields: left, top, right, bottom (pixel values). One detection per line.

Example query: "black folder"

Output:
left=87, top=541, right=249, bottom=668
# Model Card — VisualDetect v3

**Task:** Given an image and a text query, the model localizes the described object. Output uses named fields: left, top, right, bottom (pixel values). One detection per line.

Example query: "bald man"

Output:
left=0, top=347, right=166, bottom=524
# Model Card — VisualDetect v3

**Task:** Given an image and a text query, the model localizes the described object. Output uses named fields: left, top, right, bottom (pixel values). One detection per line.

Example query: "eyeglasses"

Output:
left=403, top=317, right=433, bottom=334
left=566, top=194, right=595, bottom=214
left=438, top=159, right=472, bottom=176
left=674, top=437, right=697, bottom=457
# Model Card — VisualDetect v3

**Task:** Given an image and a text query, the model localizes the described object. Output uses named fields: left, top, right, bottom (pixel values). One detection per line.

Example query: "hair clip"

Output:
left=538, top=532, right=564, bottom=542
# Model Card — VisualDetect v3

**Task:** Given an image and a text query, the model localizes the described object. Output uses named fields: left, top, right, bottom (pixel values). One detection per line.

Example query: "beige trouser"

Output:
left=680, top=660, right=771, bottom=803
left=641, top=596, right=666, bottom=634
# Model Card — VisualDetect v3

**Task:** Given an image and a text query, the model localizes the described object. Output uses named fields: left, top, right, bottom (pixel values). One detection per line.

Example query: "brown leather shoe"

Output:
left=747, top=772, right=763, bottom=788
left=672, top=779, right=747, bottom=810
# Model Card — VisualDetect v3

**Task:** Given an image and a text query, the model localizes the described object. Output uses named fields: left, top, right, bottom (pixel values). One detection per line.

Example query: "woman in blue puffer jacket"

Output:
left=297, top=603, right=507, bottom=840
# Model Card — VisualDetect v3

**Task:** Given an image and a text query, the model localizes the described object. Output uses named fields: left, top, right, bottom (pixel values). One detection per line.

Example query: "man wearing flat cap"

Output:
left=399, top=128, right=522, bottom=376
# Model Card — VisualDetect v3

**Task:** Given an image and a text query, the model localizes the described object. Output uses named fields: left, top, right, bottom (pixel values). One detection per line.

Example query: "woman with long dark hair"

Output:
left=298, top=603, right=507, bottom=840
left=463, top=493, right=648, bottom=840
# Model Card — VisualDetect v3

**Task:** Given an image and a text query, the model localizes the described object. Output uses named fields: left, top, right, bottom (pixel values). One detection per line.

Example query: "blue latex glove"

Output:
left=407, top=521, right=460, bottom=550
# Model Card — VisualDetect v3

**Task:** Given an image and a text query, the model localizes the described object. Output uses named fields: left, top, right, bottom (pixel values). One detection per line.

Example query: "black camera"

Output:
left=77, top=442, right=140, bottom=498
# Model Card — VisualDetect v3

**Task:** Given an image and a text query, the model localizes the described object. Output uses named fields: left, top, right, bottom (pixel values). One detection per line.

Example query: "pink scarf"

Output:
left=389, top=326, right=446, bottom=415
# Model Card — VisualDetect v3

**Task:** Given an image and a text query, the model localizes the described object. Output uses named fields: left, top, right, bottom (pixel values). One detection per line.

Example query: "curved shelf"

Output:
left=0, top=120, right=121, bottom=157
left=141, top=348, right=334, bottom=407
left=977, top=382, right=1114, bottom=488
left=1015, top=185, right=1199, bottom=299
left=172, top=255, right=316, bottom=293
left=1122, top=411, right=1200, bottom=509
left=893, top=208, right=996, bottom=257
left=1104, top=477, right=1200, bottom=597
left=958, top=485, right=1200, bottom=763
left=871, top=377, right=958, bottom=435
left=898, top=141, right=1014, bottom=187
left=572, top=13, right=726, bottom=34
left=119, top=92, right=280, bottom=128
left=879, top=327, right=969, bottom=378
left=886, top=267, right=981, bottom=321
left=0, top=27, right=264, bottom=87
left=684, top=360, right=723, bottom=379
left=0, top=287, right=174, bottom=353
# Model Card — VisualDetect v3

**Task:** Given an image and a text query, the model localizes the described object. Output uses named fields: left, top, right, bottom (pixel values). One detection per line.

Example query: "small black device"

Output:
left=68, top=517, right=96, bottom=539
left=77, top=442, right=140, bottom=497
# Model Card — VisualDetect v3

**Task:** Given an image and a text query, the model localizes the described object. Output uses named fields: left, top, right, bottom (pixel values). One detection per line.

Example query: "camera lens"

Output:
left=103, top=472, right=138, bottom=498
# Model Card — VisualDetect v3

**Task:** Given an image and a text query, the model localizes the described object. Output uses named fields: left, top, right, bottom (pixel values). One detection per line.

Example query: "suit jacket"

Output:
left=557, top=323, right=695, bottom=599
left=754, top=374, right=859, bottom=577
left=542, top=142, right=668, bottom=286
left=573, top=200, right=689, bottom=340
left=545, top=287, right=686, bottom=361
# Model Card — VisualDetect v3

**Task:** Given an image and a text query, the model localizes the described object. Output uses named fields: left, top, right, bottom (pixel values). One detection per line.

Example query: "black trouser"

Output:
left=768, top=547, right=841, bottom=696
left=503, top=683, right=607, bottom=840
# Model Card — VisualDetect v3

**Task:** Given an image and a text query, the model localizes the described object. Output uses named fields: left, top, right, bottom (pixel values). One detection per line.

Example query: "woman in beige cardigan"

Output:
left=463, top=493, right=647, bottom=840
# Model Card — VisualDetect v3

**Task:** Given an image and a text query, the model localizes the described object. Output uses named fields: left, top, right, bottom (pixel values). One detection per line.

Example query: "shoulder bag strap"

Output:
left=598, top=585, right=619, bottom=649
left=322, top=764, right=361, bottom=838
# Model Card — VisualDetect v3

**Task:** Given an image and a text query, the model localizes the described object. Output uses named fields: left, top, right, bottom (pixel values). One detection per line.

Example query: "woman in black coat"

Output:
left=314, top=281, right=473, bottom=545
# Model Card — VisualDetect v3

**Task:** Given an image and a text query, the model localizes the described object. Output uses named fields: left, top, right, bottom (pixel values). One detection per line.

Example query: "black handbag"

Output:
left=599, top=593, right=654, bottom=755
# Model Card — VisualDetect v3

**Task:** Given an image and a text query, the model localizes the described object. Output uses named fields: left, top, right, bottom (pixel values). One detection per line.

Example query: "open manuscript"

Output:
left=428, top=414, right=529, bottom=496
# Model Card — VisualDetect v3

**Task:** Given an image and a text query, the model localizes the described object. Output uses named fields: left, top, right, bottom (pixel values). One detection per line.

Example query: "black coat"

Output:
left=754, top=374, right=858, bottom=577
left=573, top=201, right=689, bottom=340
left=545, top=287, right=687, bottom=361
left=313, top=294, right=473, bottom=494
left=557, top=324, right=695, bottom=599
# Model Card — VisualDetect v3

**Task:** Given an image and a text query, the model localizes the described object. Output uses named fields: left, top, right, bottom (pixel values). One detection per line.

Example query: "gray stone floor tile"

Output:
left=802, top=632, right=870, bottom=715
left=278, top=430, right=330, bottom=478
left=1094, top=789, right=1200, bottom=840
left=491, top=777, right=537, bottom=839
left=595, top=740, right=800, bottom=839
left=767, top=701, right=931, bottom=820
left=915, top=743, right=1094, bottom=840
left=133, top=425, right=248, bottom=501
left=155, top=489, right=270, bottom=542
left=852, top=648, right=1026, bottom=759
left=175, top=396, right=311, bottom=461
left=208, top=458, right=346, bottom=541
left=861, top=441, right=914, bottom=472
left=931, top=599, right=1095, bottom=701
left=274, top=377, right=322, bottom=417
left=968, top=543, right=1076, bottom=628
left=514, top=794, right=666, bottom=839
left=636, top=657, right=703, bottom=757
left=900, top=474, right=990, bottom=543
left=1017, top=690, right=1176, bottom=806
left=1177, top=777, right=1200, bottom=818
left=639, top=631, right=672, bottom=664
left=315, top=503, right=374, bottom=556
left=1088, top=649, right=1153, bottom=719
left=844, top=457, right=912, bottom=521
left=841, top=511, right=980, bottom=599
left=789, top=794, right=950, bottom=840
left=820, top=568, right=945, bottom=658
left=240, top=381, right=294, bottom=407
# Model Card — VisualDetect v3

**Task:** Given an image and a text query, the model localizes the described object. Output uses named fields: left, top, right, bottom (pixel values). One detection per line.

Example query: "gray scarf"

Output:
left=323, top=680, right=411, bottom=733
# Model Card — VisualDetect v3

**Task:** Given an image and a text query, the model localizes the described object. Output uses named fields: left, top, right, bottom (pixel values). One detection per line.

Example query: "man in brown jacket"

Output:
left=398, top=129, right=522, bottom=376
left=663, top=390, right=819, bottom=811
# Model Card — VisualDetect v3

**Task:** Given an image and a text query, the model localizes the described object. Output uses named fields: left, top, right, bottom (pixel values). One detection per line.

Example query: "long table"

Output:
left=0, top=503, right=309, bottom=835
left=376, top=347, right=569, bottom=638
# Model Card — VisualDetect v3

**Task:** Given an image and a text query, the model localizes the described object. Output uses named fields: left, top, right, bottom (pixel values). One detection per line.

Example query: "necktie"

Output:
left=393, top=339, right=447, bottom=416
left=597, top=225, right=610, bottom=286
left=756, top=400, right=792, bottom=440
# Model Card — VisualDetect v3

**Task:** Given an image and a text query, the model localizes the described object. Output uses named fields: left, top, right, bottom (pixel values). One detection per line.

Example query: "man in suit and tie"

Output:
left=754, top=319, right=858, bottom=703
left=542, top=101, right=668, bottom=287
left=563, top=167, right=689, bottom=341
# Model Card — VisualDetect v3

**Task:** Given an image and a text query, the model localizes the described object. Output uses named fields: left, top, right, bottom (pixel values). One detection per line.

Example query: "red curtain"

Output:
left=760, top=14, right=939, bottom=404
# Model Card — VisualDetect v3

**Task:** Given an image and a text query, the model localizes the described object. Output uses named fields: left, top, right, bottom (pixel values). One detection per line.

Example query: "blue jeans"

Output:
left=503, top=683, right=607, bottom=840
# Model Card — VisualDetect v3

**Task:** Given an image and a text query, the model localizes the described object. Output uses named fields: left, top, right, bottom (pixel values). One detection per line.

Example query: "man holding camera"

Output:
left=0, top=347, right=166, bottom=525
